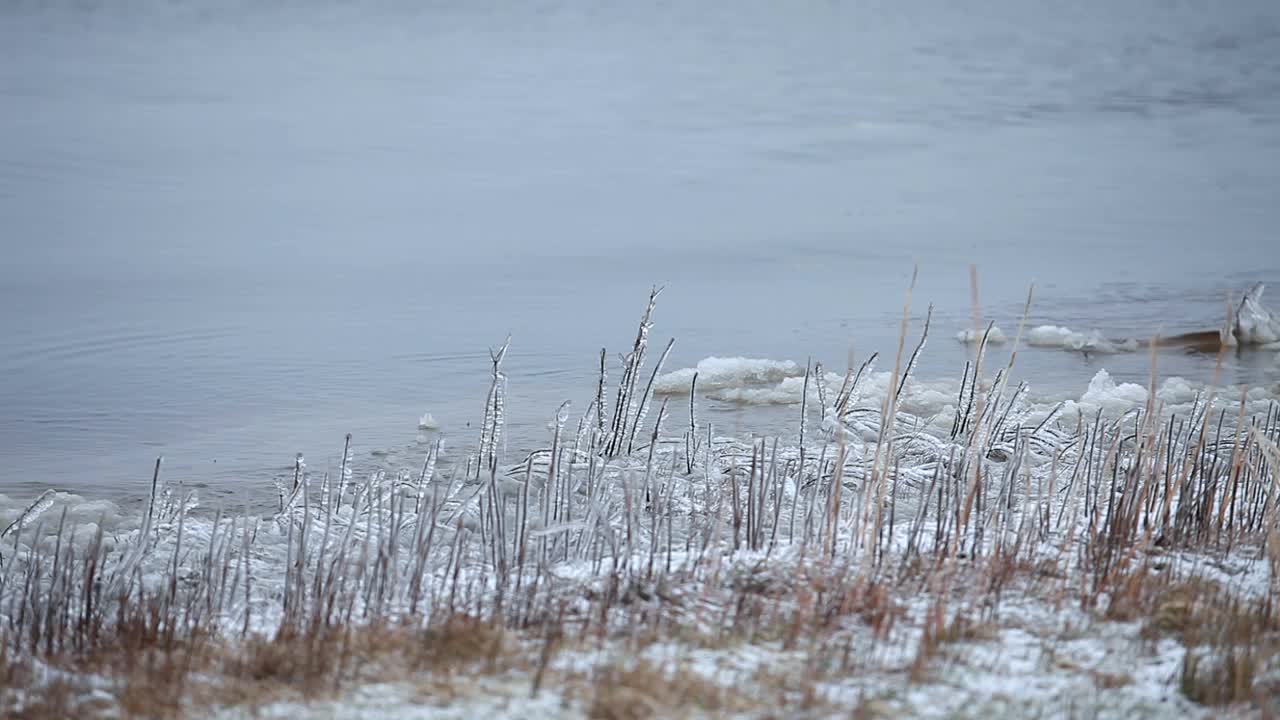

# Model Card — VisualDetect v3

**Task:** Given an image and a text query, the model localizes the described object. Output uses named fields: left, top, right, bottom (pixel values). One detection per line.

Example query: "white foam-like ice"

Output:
left=666, top=352, right=1280, bottom=445
left=1026, top=325, right=1139, bottom=354
left=1026, top=325, right=1075, bottom=347
left=955, top=326, right=1007, bottom=345
left=706, top=375, right=810, bottom=405
left=1155, top=376, right=1199, bottom=406
left=0, top=491, right=135, bottom=558
left=653, top=357, right=803, bottom=395
left=1068, top=369, right=1149, bottom=418
left=1037, top=371, right=1280, bottom=425
left=696, top=366, right=964, bottom=435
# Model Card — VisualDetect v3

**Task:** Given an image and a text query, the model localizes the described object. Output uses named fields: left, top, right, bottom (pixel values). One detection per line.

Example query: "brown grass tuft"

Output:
left=588, top=658, right=757, bottom=719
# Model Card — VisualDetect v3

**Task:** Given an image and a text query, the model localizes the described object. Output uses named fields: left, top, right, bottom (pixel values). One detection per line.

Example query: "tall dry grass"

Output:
left=2, top=284, right=1278, bottom=717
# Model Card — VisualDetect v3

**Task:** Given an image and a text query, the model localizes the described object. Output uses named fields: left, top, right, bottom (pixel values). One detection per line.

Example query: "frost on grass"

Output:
left=3, top=290, right=1279, bottom=719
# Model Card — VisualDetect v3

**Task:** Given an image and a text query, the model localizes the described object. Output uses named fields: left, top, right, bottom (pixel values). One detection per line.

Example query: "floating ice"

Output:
left=955, top=326, right=1007, bottom=345
left=653, top=357, right=803, bottom=395
left=1027, top=325, right=1075, bottom=347
left=1024, top=284, right=1279, bottom=353
left=706, top=375, right=810, bottom=404
left=1027, top=325, right=1138, bottom=354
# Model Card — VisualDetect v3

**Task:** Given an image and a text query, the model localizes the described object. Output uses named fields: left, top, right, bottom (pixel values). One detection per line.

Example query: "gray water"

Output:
left=3, top=1, right=1280, bottom=502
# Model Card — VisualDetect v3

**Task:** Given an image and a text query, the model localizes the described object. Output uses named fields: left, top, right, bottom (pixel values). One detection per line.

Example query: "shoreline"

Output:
left=3, top=292, right=1279, bottom=718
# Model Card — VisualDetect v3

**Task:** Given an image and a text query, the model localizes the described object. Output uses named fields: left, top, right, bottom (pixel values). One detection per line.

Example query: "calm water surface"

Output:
left=2, top=1, right=1279, bottom=501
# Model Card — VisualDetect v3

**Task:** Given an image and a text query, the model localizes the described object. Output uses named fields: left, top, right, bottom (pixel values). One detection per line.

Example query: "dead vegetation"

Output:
left=1140, top=581, right=1280, bottom=708
left=585, top=658, right=758, bottom=719
left=1, top=281, right=1278, bottom=717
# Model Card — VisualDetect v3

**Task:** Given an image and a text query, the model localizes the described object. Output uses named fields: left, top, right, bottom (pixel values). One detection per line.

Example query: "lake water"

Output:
left=3, top=0, right=1279, bottom=504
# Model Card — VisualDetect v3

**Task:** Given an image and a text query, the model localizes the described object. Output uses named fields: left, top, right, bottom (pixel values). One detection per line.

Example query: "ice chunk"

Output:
left=1026, top=325, right=1136, bottom=354
left=653, top=357, right=803, bottom=395
left=1235, top=282, right=1280, bottom=345
left=1027, top=325, right=1075, bottom=347
left=706, top=375, right=810, bottom=404
left=955, top=326, right=1007, bottom=345
left=1156, top=377, right=1198, bottom=405
left=1069, top=369, right=1149, bottom=418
